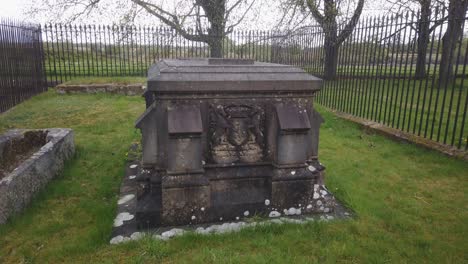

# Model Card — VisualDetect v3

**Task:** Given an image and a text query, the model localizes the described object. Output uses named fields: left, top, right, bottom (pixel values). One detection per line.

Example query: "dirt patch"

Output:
left=0, top=131, right=47, bottom=180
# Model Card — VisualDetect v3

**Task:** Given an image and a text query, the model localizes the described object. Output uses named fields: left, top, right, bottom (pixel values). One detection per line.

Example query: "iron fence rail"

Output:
left=0, top=19, right=47, bottom=113
left=2, top=10, right=467, bottom=151
left=316, top=13, right=468, bottom=151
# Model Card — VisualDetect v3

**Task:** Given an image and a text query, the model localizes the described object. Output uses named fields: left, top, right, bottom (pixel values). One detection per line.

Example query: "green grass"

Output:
left=317, top=78, right=468, bottom=148
left=0, top=91, right=467, bottom=263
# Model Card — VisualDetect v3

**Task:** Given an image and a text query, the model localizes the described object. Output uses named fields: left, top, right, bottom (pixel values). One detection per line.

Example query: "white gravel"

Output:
left=118, top=194, right=135, bottom=205
left=269, top=211, right=281, bottom=218
left=113, top=212, right=134, bottom=227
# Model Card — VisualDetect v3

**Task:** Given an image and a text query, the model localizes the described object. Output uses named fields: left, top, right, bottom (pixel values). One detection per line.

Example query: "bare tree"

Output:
left=385, top=0, right=448, bottom=79
left=438, top=0, right=468, bottom=84
left=132, top=0, right=256, bottom=57
left=29, top=0, right=257, bottom=57
left=282, top=0, right=365, bottom=80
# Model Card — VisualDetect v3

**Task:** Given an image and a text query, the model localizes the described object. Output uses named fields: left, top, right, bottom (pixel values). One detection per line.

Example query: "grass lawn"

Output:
left=317, top=78, right=468, bottom=149
left=0, top=90, right=467, bottom=263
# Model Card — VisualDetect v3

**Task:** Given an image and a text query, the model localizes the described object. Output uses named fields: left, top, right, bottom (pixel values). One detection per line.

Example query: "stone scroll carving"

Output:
left=208, top=104, right=265, bottom=164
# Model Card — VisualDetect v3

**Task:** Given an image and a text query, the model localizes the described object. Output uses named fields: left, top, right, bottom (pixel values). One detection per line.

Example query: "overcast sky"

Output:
left=0, top=0, right=396, bottom=27
left=0, top=0, right=28, bottom=20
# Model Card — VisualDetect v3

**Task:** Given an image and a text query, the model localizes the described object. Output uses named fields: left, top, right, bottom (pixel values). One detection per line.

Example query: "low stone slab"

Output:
left=333, top=111, right=468, bottom=161
left=56, top=83, right=145, bottom=96
left=110, top=212, right=352, bottom=244
left=110, top=145, right=352, bottom=244
left=0, top=128, right=75, bottom=224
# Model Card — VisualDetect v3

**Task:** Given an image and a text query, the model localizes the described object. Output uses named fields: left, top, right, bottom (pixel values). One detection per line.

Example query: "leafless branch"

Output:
left=226, top=0, right=245, bottom=17
left=336, top=0, right=364, bottom=44
left=428, top=15, right=448, bottom=32
left=378, top=23, right=411, bottom=42
left=131, top=0, right=206, bottom=42
left=226, top=0, right=256, bottom=33
left=305, top=0, right=325, bottom=26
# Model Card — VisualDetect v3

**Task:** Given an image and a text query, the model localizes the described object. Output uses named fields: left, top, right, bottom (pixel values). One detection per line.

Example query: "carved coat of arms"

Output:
left=209, top=104, right=265, bottom=164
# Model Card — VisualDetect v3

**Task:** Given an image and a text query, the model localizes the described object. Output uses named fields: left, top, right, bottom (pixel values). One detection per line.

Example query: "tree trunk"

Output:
left=207, top=25, right=224, bottom=58
left=438, top=0, right=468, bottom=84
left=204, top=0, right=226, bottom=58
left=323, top=35, right=339, bottom=80
left=304, top=0, right=363, bottom=80
left=209, top=36, right=223, bottom=58
left=414, top=1, right=431, bottom=79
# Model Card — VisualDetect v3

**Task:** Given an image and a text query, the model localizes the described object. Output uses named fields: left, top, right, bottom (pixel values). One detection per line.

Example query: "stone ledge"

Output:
left=110, top=211, right=352, bottom=244
left=56, top=83, right=145, bottom=96
left=332, top=110, right=468, bottom=161
left=110, top=152, right=352, bottom=242
left=0, top=128, right=75, bottom=224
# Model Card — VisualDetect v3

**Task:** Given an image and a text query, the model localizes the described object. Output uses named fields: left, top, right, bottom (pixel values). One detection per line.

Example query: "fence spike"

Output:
left=0, top=20, right=46, bottom=112
left=7, top=17, right=465, bottom=151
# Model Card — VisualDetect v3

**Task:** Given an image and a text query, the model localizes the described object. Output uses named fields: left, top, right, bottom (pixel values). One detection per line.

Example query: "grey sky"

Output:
left=1, top=0, right=396, bottom=27
left=0, top=0, right=28, bottom=20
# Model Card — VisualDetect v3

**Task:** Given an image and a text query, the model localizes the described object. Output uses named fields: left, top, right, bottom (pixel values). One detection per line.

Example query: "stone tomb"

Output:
left=135, top=58, right=335, bottom=229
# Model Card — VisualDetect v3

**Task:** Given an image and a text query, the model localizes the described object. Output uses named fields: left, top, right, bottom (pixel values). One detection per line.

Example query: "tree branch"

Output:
left=67, top=0, right=102, bottom=22
left=225, top=0, right=244, bottom=17
left=306, top=0, right=325, bottom=26
left=131, top=0, right=207, bottom=42
left=336, top=0, right=364, bottom=45
left=226, top=0, right=256, bottom=33
left=428, top=15, right=448, bottom=32
left=379, top=24, right=409, bottom=42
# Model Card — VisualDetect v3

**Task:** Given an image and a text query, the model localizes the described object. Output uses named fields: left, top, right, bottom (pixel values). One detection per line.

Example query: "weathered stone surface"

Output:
left=111, top=157, right=350, bottom=244
left=134, top=58, right=332, bottom=228
left=147, top=59, right=321, bottom=93
left=56, top=84, right=145, bottom=96
left=0, top=128, right=74, bottom=224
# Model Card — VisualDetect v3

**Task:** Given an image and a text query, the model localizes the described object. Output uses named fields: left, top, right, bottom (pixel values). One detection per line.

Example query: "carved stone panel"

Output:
left=208, top=104, right=265, bottom=164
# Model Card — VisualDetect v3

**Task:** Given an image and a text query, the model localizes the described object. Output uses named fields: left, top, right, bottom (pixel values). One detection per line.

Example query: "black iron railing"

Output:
left=2, top=9, right=467, bottom=151
left=315, top=13, right=468, bottom=151
left=0, top=19, right=47, bottom=113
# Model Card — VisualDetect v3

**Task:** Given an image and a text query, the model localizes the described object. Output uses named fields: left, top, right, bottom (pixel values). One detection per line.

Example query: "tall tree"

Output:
left=29, top=0, right=257, bottom=57
left=438, top=0, right=468, bottom=84
left=414, top=0, right=444, bottom=78
left=385, top=0, right=448, bottom=79
left=131, top=0, right=256, bottom=57
left=286, top=0, right=365, bottom=80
